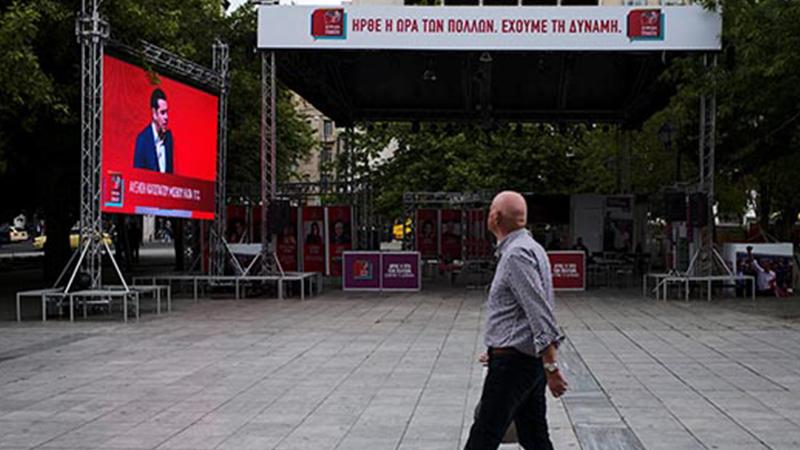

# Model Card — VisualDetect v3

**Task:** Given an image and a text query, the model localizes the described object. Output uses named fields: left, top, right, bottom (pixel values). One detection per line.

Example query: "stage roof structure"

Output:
left=257, top=4, right=722, bottom=127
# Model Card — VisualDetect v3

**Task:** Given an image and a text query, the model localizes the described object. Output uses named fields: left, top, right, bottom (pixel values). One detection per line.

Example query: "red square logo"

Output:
left=627, top=9, right=663, bottom=40
left=311, top=9, right=346, bottom=39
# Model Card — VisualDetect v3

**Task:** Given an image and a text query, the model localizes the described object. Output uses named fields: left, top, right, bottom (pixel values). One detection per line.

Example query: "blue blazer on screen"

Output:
left=133, top=125, right=174, bottom=174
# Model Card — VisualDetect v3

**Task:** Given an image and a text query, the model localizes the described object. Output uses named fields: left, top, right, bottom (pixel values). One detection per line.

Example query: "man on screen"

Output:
left=133, top=88, right=174, bottom=174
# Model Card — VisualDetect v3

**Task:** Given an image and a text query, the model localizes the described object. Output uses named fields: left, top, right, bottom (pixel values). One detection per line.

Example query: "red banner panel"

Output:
left=327, top=206, right=353, bottom=276
left=416, top=209, right=439, bottom=259
left=547, top=251, right=586, bottom=291
left=465, top=209, right=492, bottom=260
left=302, top=207, right=326, bottom=273
left=226, top=205, right=248, bottom=243
left=101, top=55, right=219, bottom=219
left=277, top=207, right=299, bottom=272
left=440, top=209, right=462, bottom=261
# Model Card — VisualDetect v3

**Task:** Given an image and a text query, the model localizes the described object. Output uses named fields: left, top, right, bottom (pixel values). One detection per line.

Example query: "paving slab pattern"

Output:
left=1, top=288, right=799, bottom=450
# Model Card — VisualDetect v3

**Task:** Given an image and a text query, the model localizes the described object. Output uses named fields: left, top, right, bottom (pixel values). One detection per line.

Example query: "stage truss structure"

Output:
left=71, top=0, right=230, bottom=290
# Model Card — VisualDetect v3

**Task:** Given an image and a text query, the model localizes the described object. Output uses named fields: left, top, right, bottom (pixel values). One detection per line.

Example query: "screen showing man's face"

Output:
left=152, top=99, right=169, bottom=134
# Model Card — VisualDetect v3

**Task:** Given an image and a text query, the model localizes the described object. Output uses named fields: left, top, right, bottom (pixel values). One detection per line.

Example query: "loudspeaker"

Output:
left=664, top=192, right=686, bottom=222
left=267, top=200, right=291, bottom=235
left=688, top=193, right=708, bottom=227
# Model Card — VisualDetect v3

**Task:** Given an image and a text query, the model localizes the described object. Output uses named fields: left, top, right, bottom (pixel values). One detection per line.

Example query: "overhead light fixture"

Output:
left=479, top=52, right=492, bottom=64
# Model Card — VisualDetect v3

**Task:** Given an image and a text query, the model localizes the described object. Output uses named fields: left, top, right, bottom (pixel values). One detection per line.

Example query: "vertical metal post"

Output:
left=211, top=40, right=230, bottom=276
left=260, top=51, right=277, bottom=273
left=698, top=54, right=717, bottom=276
left=76, top=0, right=108, bottom=288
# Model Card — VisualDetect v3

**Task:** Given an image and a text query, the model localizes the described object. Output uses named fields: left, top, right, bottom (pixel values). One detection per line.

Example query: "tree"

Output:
left=0, top=0, right=316, bottom=281
left=665, top=0, right=800, bottom=237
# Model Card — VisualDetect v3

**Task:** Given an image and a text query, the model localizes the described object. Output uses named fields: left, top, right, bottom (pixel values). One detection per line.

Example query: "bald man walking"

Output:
left=464, top=191, right=567, bottom=450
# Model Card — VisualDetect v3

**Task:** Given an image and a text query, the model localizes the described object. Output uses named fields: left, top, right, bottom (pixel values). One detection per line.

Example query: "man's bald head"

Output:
left=488, top=191, right=527, bottom=240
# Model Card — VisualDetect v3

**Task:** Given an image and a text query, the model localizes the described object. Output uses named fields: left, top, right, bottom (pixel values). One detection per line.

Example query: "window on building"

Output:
left=483, top=0, right=520, bottom=6
left=442, top=0, right=480, bottom=6
left=323, top=120, right=334, bottom=141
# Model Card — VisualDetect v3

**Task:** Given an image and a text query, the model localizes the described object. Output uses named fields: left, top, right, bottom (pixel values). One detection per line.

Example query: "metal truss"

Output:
left=76, top=0, right=109, bottom=288
left=211, top=41, right=230, bottom=276
left=694, top=54, right=718, bottom=277
left=260, top=51, right=278, bottom=273
left=402, top=191, right=494, bottom=206
left=140, top=41, right=223, bottom=90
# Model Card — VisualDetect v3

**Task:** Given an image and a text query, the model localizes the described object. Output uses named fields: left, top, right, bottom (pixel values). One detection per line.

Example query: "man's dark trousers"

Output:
left=465, top=349, right=554, bottom=450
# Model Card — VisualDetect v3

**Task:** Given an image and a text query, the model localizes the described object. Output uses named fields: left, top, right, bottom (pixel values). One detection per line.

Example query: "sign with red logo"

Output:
left=547, top=251, right=586, bottom=291
left=311, top=8, right=346, bottom=39
left=627, top=9, right=663, bottom=40
left=342, top=251, right=421, bottom=292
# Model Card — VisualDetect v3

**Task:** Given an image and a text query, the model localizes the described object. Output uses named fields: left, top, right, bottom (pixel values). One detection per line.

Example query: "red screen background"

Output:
left=101, top=55, right=219, bottom=219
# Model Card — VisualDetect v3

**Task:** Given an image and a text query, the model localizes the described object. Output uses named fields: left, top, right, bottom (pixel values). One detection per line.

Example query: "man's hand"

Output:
left=478, top=352, right=489, bottom=366
left=546, top=369, right=568, bottom=398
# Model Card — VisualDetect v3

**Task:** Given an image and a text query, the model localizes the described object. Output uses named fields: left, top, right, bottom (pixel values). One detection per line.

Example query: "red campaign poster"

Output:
left=277, top=207, right=299, bottom=272
left=302, top=207, right=326, bottom=273
left=416, top=209, right=439, bottom=259
left=226, top=205, right=248, bottom=243
left=465, top=209, right=492, bottom=260
left=547, top=251, right=586, bottom=291
left=440, top=209, right=462, bottom=261
left=252, top=205, right=263, bottom=243
left=327, top=206, right=353, bottom=276
left=101, top=55, right=219, bottom=220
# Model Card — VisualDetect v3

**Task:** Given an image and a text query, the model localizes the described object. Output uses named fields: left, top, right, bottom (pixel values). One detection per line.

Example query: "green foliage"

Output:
left=664, top=0, right=800, bottom=231
left=222, top=2, right=315, bottom=189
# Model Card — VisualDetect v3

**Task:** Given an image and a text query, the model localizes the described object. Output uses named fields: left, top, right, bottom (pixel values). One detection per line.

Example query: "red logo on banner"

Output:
left=627, top=9, right=663, bottom=40
left=104, top=172, right=124, bottom=208
left=311, top=9, right=346, bottom=39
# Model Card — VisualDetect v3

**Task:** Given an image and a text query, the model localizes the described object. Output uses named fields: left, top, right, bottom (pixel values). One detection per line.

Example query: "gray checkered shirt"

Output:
left=484, top=228, right=564, bottom=356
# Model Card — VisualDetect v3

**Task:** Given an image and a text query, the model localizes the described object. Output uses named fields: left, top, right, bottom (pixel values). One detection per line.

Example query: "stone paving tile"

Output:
left=1, top=288, right=799, bottom=449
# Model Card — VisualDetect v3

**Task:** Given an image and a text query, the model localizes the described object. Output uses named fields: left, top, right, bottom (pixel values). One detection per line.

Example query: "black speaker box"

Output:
left=267, top=200, right=291, bottom=235
left=688, top=193, right=708, bottom=227
left=664, top=192, right=686, bottom=222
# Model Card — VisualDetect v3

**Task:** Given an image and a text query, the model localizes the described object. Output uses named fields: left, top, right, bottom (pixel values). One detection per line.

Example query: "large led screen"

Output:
left=101, top=55, right=219, bottom=219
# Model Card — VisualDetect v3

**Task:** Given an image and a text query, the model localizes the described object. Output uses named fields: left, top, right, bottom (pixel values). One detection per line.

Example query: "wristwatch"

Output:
left=543, top=362, right=559, bottom=374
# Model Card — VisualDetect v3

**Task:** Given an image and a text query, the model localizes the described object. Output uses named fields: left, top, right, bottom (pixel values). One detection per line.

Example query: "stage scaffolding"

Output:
left=69, top=0, right=230, bottom=290
left=76, top=0, right=109, bottom=289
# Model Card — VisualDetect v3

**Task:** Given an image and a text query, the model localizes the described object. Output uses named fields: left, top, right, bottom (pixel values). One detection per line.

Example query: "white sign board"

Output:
left=258, top=5, right=721, bottom=51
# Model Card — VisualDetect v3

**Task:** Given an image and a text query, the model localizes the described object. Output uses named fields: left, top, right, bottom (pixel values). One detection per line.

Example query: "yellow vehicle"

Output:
left=9, top=226, right=29, bottom=242
left=34, top=229, right=112, bottom=250
left=392, top=218, right=413, bottom=241
left=392, top=223, right=404, bottom=240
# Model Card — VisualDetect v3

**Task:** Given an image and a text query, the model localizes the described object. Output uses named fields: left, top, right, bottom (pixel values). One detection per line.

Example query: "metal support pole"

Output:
left=260, top=51, right=277, bottom=273
left=211, top=40, right=230, bottom=276
left=76, top=0, right=109, bottom=288
left=698, top=54, right=717, bottom=276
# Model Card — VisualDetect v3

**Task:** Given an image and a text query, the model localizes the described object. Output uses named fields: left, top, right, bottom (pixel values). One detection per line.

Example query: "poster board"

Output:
left=342, top=251, right=422, bottom=292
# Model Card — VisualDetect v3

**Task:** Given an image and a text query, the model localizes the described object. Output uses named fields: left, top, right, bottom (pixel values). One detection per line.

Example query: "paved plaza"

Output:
left=1, top=287, right=800, bottom=450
